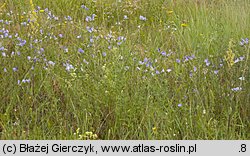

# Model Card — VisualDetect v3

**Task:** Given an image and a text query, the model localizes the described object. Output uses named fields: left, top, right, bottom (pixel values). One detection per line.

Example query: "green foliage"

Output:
left=0, top=0, right=249, bottom=139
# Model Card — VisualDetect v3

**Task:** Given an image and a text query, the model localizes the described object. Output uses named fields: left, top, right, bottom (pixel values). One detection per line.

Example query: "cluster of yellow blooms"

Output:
left=75, top=128, right=98, bottom=140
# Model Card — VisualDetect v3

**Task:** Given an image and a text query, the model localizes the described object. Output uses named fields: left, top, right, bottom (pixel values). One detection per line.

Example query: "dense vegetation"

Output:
left=0, top=0, right=249, bottom=139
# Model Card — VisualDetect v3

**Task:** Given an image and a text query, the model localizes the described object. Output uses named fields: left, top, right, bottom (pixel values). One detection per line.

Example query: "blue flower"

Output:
left=63, top=63, right=74, bottom=71
left=13, top=67, right=18, bottom=72
left=90, top=38, right=94, bottom=43
left=21, top=22, right=27, bottom=26
left=117, top=36, right=126, bottom=41
left=189, top=72, right=193, bottom=77
left=22, top=79, right=31, bottom=83
left=204, top=59, right=210, bottom=66
left=85, top=14, right=96, bottom=22
left=146, top=61, right=152, bottom=67
left=40, top=29, right=44, bottom=34
left=66, top=16, right=72, bottom=21
left=231, top=87, right=242, bottom=92
left=81, top=4, right=89, bottom=10
left=139, top=15, right=147, bottom=21
left=193, top=66, right=197, bottom=72
left=102, top=52, right=106, bottom=57
left=124, top=15, right=128, bottom=20
left=83, top=59, right=89, bottom=65
left=239, top=56, right=244, bottom=61
left=85, top=16, right=92, bottom=22
left=139, top=61, right=144, bottom=65
left=240, top=38, right=249, bottom=45
left=2, top=52, right=6, bottom=57
left=246, top=38, right=249, bottom=44
left=48, top=61, right=55, bottom=66
left=86, top=26, right=94, bottom=33
left=161, top=51, right=166, bottom=56
left=18, top=39, right=26, bottom=46
left=0, top=46, right=5, bottom=51
left=78, top=48, right=84, bottom=54
left=59, top=34, right=63, bottom=38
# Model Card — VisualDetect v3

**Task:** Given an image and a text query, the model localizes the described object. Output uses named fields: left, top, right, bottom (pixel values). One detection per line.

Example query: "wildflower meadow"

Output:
left=0, top=0, right=249, bottom=139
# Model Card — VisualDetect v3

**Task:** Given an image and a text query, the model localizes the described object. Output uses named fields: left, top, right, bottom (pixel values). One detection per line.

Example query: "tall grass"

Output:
left=0, top=0, right=249, bottom=139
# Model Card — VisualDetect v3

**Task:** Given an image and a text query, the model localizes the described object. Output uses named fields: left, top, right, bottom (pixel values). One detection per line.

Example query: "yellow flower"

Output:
left=85, top=131, right=93, bottom=136
left=152, top=127, right=157, bottom=133
left=80, top=131, right=98, bottom=140
left=0, top=3, right=6, bottom=9
left=76, top=128, right=80, bottom=134
left=92, top=134, right=98, bottom=139
left=29, top=0, right=39, bottom=30
left=181, top=23, right=188, bottom=27
left=224, top=39, right=235, bottom=68
left=167, top=10, right=174, bottom=14
left=39, top=10, right=45, bottom=13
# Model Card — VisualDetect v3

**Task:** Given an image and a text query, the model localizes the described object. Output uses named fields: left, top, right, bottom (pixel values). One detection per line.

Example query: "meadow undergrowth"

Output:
left=0, top=0, right=249, bottom=139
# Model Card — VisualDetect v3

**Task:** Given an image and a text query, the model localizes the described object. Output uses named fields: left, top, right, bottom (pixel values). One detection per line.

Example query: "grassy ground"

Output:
left=0, top=0, right=249, bottom=139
